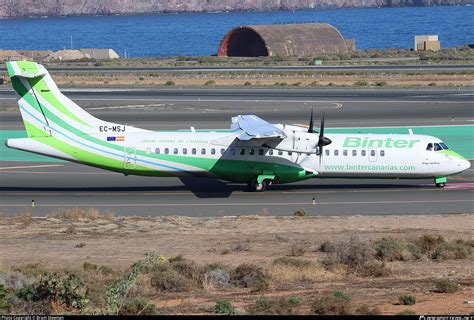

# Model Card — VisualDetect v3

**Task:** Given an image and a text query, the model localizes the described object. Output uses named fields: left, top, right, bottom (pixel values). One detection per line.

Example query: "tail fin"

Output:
left=6, top=61, right=102, bottom=138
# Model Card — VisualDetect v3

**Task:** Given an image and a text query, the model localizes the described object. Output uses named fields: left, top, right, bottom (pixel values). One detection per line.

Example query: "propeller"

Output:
left=315, top=113, right=332, bottom=166
left=308, top=108, right=314, bottom=133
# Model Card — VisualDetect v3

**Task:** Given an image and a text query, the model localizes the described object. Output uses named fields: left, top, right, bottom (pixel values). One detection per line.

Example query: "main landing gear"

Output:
left=249, top=175, right=275, bottom=192
left=435, top=177, right=447, bottom=188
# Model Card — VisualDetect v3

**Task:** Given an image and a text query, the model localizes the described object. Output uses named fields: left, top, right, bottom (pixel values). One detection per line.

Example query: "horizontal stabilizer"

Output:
left=6, top=60, right=47, bottom=78
left=231, top=115, right=286, bottom=141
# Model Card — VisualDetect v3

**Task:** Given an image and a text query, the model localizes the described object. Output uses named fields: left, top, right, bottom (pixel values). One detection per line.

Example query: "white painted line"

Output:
left=0, top=164, right=63, bottom=170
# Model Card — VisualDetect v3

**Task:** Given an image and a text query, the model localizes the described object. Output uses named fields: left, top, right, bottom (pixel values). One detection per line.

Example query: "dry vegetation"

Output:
left=0, top=210, right=473, bottom=315
left=2, top=47, right=473, bottom=88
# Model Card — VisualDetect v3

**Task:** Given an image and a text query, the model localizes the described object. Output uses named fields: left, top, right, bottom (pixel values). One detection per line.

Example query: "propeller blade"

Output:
left=308, top=108, right=314, bottom=133
left=319, top=113, right=325, bottom=138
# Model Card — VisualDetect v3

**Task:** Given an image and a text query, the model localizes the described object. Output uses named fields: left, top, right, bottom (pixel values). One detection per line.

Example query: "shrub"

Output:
left=251, top=296, right=300, bottom=315
left=204, top=80, right=216, bottom=86
left=319, top=241, right=335, bottom=253
left=354, top=304, right=381, bottom=315
left=375, top=81, right=387, bottom=87
left=290, top=244, right=306, bottom=257
left=293, top=209, right=306, bottom=217
left=272, top=257, right=313, bottom=269
left=354, top=80, right=368, bottom=86
left=375, top=237, right=408, bottom=261
left=139, top=77, right=145, bottom=81
left=0, top=285, right=9, bottom=311
left=150, top=267, right=192, bottom=292
left=359, top=261, right=391, bottom=277
left=230, top=264, right=269, bottom=292
left=432, top=241, right=471, bottom=260
left=244, top=81, right=252, bottom=86
left=311, top=293, right=351, bottom=315
left=165, top=80, right=175, bottom=86
left=416, top=235, right=445, bottom=254
left=118, top=297, right=158, bottom=315
left=0, top=272, right=34, bottom=291
left=214, top=299, right=237, bottom=315
left=17, top=272, right=88, bottom=310
left=206, top=269, right=230, bottom=288
left=333, top=291, right=351, bottom=301
left=435, top=279, right=458, bottom=293
left=399, top=295, right=416, bottom=305
left=396, top=309, right=416, bottom=315
left=323, top=235, right=374, bottom=272
left=428, top=82, right=437, bottom=86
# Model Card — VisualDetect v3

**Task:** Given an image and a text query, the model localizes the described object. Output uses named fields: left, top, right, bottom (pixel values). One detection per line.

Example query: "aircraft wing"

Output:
left=231, top=115, right=287, bottom=141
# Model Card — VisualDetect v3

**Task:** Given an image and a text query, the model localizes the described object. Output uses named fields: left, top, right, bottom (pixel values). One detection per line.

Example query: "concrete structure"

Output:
left=414, top=35, right=441, bottom=52
left=80, top=48, right=120, bottom=60
left=217, top=23, right=354, bottom=57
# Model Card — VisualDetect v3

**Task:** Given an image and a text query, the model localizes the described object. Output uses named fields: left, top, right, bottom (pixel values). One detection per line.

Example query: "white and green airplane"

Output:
left=5, top=61, right=471, bottom=191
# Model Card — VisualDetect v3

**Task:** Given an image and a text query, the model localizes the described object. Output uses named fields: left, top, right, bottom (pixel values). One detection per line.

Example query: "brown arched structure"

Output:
left=218, top=23, right=354, bottom=57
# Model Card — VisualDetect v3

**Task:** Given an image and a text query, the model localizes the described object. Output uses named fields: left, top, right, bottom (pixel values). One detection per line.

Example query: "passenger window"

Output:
left=371, top=150, right=376, bottom=156
left=278, top=150, right=283, bottom=156
left=334, top=150, right=339, bottom=156
left=426, top=143, right=433, bottom=151
left=325, top=150, right=330, bottom=156
left=220, top=148, right=225, bottom=155
left=240, top=149, right=245, bottom=155
left=343, top=150, right=348, bottom=156
left=380, top=150, right=385, bottom=157
left=192, top=148, right=197, bottom=155
left=211, top=148, right=216, bottom=155
left=361, top=150, right=366, bottom=156
left=230, top=148, right=236, bottom=156
left=164, top=148, right=169, bottom=154
left=173, top=148, right=178, bottom=155
left=155, top=148, right=160, bottom=154
left=269, top=149, right=273, bottom=155
left=434, top=143, right=443, bottom=151
left=352, top=150, right=357, bottom=156
left=259, top=149, right=264, bottom=156
left=440, top=143, right=449, bottom=150
left=288, top=151, right=292, bottom=156
left=201, top=148, right=206, bottom=155
left=183, top=148, right=187, bottom=155
left=249, top=149, right=255, bottom=155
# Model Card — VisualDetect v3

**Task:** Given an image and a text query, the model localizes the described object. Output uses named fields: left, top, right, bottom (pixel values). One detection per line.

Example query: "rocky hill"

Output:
left=1, top=0, right=473, bottom=18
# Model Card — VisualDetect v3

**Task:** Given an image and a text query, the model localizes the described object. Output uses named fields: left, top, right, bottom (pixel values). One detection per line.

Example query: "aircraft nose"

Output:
left=462, top=159, right=471, bottom=171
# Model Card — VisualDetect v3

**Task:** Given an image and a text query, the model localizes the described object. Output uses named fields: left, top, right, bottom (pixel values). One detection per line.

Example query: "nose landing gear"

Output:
left=435, top=177, right=447, bottom=188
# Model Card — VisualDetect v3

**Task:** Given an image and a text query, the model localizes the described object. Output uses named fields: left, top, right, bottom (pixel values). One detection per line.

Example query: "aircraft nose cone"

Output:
left=462, top=159, right=471, bottom=171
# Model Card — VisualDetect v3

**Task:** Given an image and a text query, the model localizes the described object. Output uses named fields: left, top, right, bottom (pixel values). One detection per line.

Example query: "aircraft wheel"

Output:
left=251, top=179, right=267, bottom=192
left=436, top=183, right=446, bottom=188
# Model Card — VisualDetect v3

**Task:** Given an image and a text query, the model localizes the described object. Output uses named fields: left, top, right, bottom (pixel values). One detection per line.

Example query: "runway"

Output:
left=0, top=87, right=472, bottom=216
left=0, top=161, right=473, bottom=216
left=0, top=87, right=473, bottom=130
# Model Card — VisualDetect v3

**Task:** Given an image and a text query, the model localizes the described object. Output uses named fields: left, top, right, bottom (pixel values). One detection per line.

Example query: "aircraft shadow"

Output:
left=0, top=180, right=431, bottom=197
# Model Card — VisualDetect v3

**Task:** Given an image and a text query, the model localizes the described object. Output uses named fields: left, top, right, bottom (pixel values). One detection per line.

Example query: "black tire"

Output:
left=251, top=179, right=267, bottom=192
left=436, top=183, right=446, bottom=188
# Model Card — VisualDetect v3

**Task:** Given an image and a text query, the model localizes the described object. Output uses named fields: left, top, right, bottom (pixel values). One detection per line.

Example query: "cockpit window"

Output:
left=440, top=143, right=449, bottom=150
left=426, top=143, right=433, bottom=151
left=434, top=143, right=443, bottom=151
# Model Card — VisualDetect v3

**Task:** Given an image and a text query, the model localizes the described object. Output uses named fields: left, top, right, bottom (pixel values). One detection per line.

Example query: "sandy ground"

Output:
left=1, top=213, right=473, bottom=315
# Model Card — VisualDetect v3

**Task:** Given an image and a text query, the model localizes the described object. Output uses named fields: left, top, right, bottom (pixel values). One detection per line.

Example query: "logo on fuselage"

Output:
left=343, top=137, right=420, bottom=148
